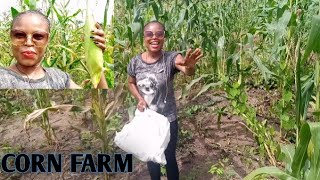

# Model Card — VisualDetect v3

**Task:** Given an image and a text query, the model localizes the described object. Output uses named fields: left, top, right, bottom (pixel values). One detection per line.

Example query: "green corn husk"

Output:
left=302, top=15, right=320, bottom=64
left=84, top=0, right=104, bottom=88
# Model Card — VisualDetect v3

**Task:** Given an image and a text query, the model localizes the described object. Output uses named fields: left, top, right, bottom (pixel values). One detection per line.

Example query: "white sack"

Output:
left=114, top=109, right=170, bottom=165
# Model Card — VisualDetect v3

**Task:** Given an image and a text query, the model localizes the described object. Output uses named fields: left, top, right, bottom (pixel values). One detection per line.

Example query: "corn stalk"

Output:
left=90, top=84, right=126, bottom=180
left=24, top=93, right=90, bottom=146
left=33, top=90, right=56, bottom=145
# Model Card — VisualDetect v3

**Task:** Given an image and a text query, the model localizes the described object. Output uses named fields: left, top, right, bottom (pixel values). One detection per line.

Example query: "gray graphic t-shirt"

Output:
left=0, top=67, right=70, bottom=89
left=127, top=51, right=180, bottom=122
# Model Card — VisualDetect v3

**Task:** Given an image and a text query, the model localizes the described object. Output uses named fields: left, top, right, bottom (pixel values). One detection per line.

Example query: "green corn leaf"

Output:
left=10, top=7, right=19, bottom=18
left=306, top=122, right=320, bottom=180
left=291, top=123, right=311, bottom=178
left=129, top=22, right=141, bottom=44
left=301, top=74, right=314, bottom=121
left=103, top=0, right=110, bottom=30
left=302, top=15, right=320, bottom=64
left=279, top=144, right=295, bottom=172
left=244, top=166, right=297, bottom=180
left=175, top=8, right=186, bottom=28
left=85, top=0, right=104, bottom=88
left=24, top=0, right=37, bottom=10
left=246, top=33, right=276, bottom=82
left=193, top=81, right=223, bottom=100
left=152, top=2, right=160, bottom=20
left=180, top=74, right=211, bottom=99
left=185, top=74, right=211, bottom=91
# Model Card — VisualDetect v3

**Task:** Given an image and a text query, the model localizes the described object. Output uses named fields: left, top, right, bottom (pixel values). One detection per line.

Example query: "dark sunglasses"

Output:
left=10, top=30, right=49, bottom=46
left=144, top=31, right=165, bottom=38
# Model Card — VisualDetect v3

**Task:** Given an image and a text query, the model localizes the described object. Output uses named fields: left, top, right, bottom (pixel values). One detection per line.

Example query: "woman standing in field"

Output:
left=0, top=10, right=107, bottom=89
left=127, top=20, right=203, bottom=180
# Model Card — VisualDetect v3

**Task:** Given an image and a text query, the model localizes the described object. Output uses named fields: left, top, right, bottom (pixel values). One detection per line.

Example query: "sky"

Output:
left=0, top=0, right=112, bottom=23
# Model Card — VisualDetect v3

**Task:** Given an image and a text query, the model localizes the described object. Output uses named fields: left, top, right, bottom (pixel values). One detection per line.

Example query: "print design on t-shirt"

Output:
left=137, top=73, right=160, bottom=111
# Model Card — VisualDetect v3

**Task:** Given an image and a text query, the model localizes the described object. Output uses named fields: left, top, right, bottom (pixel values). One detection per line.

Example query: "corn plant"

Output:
left=104, top=30, right=115, bottom=88
left=224, top=79, right=278, bottom=165
left=245, top=13, right=320, bottom=179
left=244, top=122, right=320, bottom=180
left=31, top=90, right=56, bottom=145
left=295, top=15, right=320, bottom=134
left=24, top=90, right=89, bottom=145
left=0, top=13, right=12, bottom=67
left=0, top=90, right=33, bottom=119
left=90, top=84, right=126, bottom=153
left=89, top=85, right=125, bottom=180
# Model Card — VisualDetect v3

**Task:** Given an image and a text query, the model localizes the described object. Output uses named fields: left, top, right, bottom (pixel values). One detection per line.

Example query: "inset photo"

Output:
left=0, top=0, right=114, bottom=89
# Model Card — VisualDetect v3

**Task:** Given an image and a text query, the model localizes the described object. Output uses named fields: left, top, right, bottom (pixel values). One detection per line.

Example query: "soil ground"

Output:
left=0, top=88, right=277, bottom=180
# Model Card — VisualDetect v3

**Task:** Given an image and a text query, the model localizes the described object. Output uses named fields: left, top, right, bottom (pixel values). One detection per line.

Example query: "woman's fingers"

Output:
left=187, top=48, right=202, bottom=62
left=91, top=29, right=105, bottom=38
left=187, top=48, right=200, bottom=58
left=195, top=52, right=204, bottom=61
left=91, top=22, right=106, bottom=52
left=185, top=48, right=192, bottom=59
left=90, top=35, right=106, bottom=44
left=90, top=35, right=106, bottom=51
left=194, top=49, right=203, bottom=59
left=92, top=22, right=105, bottom=37
left=191, top=48, right=201, bottom=59
left=95, top=22, right=103, bottom=29
left=93, top=41, right=106, bottom=52
left=183, top=48, right=203, bottom=66
left=137, top=106, right=144, bottom=112
left=137, top=100, right=147, bottom=112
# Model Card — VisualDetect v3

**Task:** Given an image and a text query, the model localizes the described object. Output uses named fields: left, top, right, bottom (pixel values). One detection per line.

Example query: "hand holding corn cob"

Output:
left=84, top=0, right=107, bottom=88
left=90, top=23, right=106, bottom=52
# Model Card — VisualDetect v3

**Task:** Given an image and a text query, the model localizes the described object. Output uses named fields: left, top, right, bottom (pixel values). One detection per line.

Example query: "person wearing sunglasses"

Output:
left=0, top=10, right=107, bottom=89
left=127, top=20, right=203, bottom=180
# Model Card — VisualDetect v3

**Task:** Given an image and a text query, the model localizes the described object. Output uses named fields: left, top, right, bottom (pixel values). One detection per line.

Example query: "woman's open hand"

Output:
left=91, top=22, right=106, bottom=52
left=176, top=48, right=203, bottom=68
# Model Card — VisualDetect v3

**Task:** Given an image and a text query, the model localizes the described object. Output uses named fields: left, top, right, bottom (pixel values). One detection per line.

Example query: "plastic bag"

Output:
left=114, top=109, right=170, bottom=165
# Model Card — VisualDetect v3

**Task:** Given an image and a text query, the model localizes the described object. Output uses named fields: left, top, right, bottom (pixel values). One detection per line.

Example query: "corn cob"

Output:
left=84, top=0, right=104, bottom=88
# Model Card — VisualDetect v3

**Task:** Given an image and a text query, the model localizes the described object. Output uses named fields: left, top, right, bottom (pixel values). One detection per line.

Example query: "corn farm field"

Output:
left=1, top=0, right=320, bottom=179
